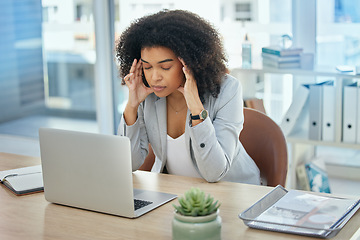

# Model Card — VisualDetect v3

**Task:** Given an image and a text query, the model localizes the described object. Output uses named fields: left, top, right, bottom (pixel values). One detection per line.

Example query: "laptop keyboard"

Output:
left=134, top=199, right=153, bottom=210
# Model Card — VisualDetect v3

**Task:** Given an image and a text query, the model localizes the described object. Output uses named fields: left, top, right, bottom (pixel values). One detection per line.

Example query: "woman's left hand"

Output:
left=177, top=58, right=204, bottom=117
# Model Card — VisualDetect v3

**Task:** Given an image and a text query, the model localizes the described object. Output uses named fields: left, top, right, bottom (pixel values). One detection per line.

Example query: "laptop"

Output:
left=39, top=128, right=177, bottom=218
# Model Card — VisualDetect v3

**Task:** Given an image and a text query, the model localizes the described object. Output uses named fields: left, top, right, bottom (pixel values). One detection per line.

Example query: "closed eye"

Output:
left=162, top=67, right=171, bottom=70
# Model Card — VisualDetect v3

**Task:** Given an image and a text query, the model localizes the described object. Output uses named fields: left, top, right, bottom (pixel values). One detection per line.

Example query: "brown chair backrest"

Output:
left=240, top=107, right=288, bottom=187
left=138, top=144, right=155, bottom=171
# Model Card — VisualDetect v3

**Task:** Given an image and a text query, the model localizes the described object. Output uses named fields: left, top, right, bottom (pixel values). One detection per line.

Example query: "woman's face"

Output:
left=141, top=46, right=184, bottom=98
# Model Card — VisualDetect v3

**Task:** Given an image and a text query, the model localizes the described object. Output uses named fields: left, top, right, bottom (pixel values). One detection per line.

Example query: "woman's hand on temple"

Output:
left=124, top=59, right=153, bottom=108
left=177, top=58, right=204, bottom=117
left=123, top=59, right=153, bottom=126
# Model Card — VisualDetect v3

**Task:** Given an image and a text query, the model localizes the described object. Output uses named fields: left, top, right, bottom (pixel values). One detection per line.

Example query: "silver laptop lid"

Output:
left=39, top=128, right=136, bottom=218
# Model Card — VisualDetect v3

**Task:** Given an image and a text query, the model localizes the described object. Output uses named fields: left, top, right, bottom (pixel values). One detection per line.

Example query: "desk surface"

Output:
left=1, top=152, right=359, bottom=240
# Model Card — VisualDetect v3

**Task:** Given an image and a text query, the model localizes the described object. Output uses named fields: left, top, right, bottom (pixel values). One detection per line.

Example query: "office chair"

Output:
left=240, top=107, right=288, bottom=187
left=138, top=144, right=155, bottom=171
left=139, top=108, right=288, bottom=187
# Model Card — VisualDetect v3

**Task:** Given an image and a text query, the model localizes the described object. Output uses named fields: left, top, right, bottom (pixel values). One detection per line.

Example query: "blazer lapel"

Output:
left=155, top=97, right=167, bottom=169
left=185, top=109, right=191, bottom=155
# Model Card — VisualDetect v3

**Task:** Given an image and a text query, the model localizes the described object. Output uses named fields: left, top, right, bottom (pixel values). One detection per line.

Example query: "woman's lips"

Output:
left=152, top=86, right=166, bottom=92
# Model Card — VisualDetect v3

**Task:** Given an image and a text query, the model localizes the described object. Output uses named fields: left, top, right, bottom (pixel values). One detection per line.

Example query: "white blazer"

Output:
left=118, top=74, right=260, bottom=184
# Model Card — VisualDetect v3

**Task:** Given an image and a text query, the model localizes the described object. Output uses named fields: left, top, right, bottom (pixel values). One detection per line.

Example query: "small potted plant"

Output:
left=172, top=187, right=221, bottom=240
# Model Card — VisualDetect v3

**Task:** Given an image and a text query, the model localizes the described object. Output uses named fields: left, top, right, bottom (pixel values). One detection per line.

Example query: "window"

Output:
left=0, top=1, right=44, bottom=123
left=335, top=0, right=360, bottom=23
left=42, top=6, right=58, bottom=23
left=317, top=0, right=360, bottom=66
left=234, top=2, right=252, bottom=21
left=43, top=1, right=96, bottom=113
left=0, top=0, right=98, bottom=141
left=76, top=5, right=83, bottom=21
left=220, top=0, right=291, bottom=68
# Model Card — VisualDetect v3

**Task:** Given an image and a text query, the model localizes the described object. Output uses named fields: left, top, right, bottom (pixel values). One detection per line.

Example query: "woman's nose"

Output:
left=151, top=69, right=162, bottom=81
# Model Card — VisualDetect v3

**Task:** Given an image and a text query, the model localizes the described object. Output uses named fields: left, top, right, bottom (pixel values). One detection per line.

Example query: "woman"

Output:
left=116, top=9, right=260, bottom=184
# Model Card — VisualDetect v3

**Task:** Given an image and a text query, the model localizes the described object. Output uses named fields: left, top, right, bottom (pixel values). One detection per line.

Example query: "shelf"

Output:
left=231, top=63, right=360, bottom=189
left=231, top=63, right=360, bottom=79
left=287, top=131, right=360, bottom=150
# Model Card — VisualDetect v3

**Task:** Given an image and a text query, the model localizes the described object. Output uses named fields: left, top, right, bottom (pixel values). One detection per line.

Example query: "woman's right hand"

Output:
left=124, top=59, right=154, bottom=107
left=123, top=59, right=153, bottom=125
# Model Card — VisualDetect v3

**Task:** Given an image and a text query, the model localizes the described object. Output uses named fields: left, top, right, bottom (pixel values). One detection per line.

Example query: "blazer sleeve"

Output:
left=188, top=75, right=245, bottom=182
left=117, top=102, right=149, bottom=171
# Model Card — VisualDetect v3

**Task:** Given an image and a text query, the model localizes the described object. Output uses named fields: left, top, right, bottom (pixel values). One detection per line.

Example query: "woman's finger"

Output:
left=129, top=59, right=137, bottom=74
left=124, top=72, right=134, bottom=84
left=178, top=57, right=193, bottom=82
left=178, top=57, right=185, bottom=66
left=182, top=66, right=192, bottom=82
left=135, top=60, right=142, bottom=78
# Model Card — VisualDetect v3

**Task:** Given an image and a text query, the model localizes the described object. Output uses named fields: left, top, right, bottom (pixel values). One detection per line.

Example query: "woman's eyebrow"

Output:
left=141, top=58, right=173, bottom=64
left=158, top=59, right=173, bottom=63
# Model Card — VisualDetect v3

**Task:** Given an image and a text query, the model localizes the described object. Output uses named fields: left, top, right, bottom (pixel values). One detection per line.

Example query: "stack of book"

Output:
left=262, top=46, right=303, bottom=69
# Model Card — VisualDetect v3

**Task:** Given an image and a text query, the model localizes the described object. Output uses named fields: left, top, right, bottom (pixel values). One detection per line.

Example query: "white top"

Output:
left=166, top=134, right=201, bottom=178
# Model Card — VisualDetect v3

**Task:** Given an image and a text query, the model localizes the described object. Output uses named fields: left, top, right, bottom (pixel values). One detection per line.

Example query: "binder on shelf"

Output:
left=309, top=84, right=322, bottom=140
left=308, top=81, right=332, bottom=141
left=322, top=82, right=336, bottom=142
left=280, top=84, right=310, bottom=136
left=342, top=82, right=358, bottom=143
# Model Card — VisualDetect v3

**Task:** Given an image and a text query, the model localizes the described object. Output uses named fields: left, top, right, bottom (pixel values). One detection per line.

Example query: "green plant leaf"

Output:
left=173, top=188, right=220, bottom=216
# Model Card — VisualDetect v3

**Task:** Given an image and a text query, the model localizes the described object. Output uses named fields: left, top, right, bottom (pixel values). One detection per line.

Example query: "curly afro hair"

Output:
left=115, top=9, right=228, bottom=100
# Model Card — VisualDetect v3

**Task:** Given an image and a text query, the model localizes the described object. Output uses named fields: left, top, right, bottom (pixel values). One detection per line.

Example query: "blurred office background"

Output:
left=0, top=0, right=359, bottom=195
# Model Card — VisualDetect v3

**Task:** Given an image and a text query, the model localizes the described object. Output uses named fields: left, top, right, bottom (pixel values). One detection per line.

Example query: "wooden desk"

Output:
left=1, top=152, right=359, bottom=240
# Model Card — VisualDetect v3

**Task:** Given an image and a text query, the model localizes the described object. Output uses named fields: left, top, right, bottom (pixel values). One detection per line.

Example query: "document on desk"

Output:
left=239, top=185, right=360, bottom=238
left=0, top=165, right=43, bottom=195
